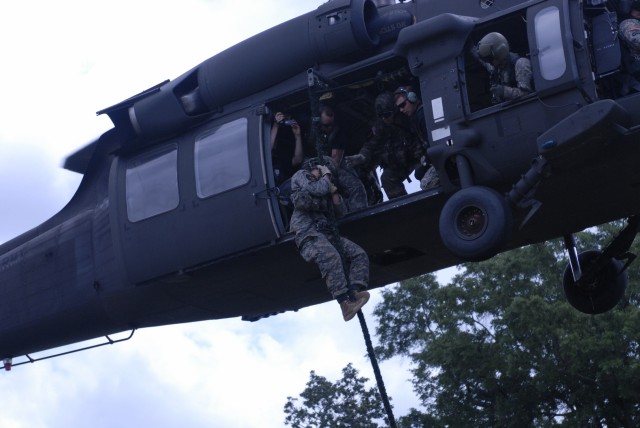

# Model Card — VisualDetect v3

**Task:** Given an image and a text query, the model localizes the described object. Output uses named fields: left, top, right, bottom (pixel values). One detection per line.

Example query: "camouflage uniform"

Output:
left=318, top=125, right=368, bottom=212
left=359, top=114, right=423, bottom=199
left=289, top=168, right=369, bottom=298
left=480, top=52, right=533, bottom=102
left=620, top=18, right=640, bottom=76
left=336, top=161, right=369, bottom=212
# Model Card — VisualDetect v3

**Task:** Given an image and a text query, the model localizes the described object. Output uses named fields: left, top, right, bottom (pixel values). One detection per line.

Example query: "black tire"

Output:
left=439, top=186, right=512, bottom=262
left=562, top=250, right=627, bottom=314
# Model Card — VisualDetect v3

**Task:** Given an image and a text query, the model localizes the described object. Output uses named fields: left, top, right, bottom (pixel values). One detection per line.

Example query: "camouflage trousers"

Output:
left=298, top=234, right=369, bottom=299
left=419, top=165, right=440, bottom=190
left=381, top=166, right=411, bottom=199
left=337, top=162, right=368, bottom=212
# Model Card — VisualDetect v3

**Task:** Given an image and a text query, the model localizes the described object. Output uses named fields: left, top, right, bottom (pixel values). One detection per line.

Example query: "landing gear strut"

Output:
left=562, top=216, right=639, bottom=314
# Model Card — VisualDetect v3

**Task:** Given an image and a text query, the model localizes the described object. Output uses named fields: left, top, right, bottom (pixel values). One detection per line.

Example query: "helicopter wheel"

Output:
left=439, top=186, right=512, bottom=262
left=562, top=250, right=627, bottom=314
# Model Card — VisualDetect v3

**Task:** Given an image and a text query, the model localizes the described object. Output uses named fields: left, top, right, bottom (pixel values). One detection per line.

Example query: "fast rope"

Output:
left=308, top=69, right=397, bottom=428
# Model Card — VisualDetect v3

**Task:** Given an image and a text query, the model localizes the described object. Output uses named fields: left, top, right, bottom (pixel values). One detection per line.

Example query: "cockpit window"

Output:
left=534, top=6, right=566, bottom=80
left=126, top=146, right=179, bottom=222
left=194, top=117, right=250, bottom=198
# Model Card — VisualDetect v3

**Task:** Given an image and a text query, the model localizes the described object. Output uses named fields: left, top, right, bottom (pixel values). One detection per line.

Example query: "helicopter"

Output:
left=2, top=0, right=640, bottom=369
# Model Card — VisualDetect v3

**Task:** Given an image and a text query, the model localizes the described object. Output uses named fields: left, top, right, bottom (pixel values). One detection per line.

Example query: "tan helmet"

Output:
left=477, top=32, right=510, bottom=61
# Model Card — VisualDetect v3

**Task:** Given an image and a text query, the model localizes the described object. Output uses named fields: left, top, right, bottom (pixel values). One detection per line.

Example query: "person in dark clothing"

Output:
left=271, top=111, right=304, bottom=185
left=317, top=105, right=368, bottom=212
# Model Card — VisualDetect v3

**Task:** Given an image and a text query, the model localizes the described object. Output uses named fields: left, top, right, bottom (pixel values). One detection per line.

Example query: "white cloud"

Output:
left=0, top=292, right=422, bottom=428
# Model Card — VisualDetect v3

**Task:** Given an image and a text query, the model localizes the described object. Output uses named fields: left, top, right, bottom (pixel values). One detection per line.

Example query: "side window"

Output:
left=464, top=11, right=532, bottom=112
left=126, top=146, right=179, bottom=222
left=534, top=6, right=566, bottom=81
left=195, top=117, right=250, bottom=198
left=527, top=0, right=579, bottom=96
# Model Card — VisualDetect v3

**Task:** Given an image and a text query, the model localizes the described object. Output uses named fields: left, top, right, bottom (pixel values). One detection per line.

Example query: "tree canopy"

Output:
left=284, top=363, right=388, bottom=427
left=285, top=225, right=640, bottom=427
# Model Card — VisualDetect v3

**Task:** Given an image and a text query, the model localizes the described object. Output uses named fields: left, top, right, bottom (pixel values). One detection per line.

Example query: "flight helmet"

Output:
left=477, top=32, right=510, bottom=61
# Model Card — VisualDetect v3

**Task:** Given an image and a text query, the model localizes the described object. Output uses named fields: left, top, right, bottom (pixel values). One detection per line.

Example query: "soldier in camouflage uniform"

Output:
left=289, top=158, right=370, bottom=321
left=473, top=32, right=533, bottom=103
left=619, top=1, right=640, bottom=80
left=346, top=92, right=424, bottom=199
left=393, top=86, right=441, bottom=191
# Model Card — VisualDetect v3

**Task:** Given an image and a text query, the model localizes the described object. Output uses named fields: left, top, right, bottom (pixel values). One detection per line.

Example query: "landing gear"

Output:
left=439, top=186, right=512, bottom=262
left=562, top=250, right=627, bottom=314
left=562, top=217, right=639, bottom=314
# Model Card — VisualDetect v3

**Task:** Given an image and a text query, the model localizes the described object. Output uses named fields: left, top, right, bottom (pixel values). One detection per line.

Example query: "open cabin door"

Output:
left=110, top=111, right=280, bottom=285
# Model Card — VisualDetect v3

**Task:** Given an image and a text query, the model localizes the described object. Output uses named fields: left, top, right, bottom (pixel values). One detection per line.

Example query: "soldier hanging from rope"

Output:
left=289, top=157, right=370, bottom=321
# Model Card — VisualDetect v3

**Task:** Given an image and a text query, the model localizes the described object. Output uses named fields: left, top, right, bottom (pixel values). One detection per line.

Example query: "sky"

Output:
left=0, top=1, right=455, bottom=427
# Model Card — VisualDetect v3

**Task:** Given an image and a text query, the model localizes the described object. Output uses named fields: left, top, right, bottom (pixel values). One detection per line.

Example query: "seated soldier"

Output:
left=472, top=32, right=533, bottom=103
left=619, top=1, right=640, bottom=90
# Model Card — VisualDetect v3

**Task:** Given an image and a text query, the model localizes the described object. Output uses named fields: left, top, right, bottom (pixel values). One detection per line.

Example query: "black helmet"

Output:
left=374, top=91, right=395, bottom=115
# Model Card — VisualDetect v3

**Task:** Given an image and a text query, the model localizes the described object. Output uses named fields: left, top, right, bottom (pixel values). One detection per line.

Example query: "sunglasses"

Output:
left=378, top=111, right=394, bottom=119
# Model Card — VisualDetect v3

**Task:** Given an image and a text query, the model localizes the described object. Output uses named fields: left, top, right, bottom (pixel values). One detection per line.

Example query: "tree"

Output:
left=284, top=225, right=640, bottom=426
left=374, top=226, right=640, bottom=427
left=284, top=363, right=388, bottom=427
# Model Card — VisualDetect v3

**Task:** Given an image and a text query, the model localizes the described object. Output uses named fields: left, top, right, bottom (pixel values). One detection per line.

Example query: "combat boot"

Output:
left=340, top=290, right=370, bottom=321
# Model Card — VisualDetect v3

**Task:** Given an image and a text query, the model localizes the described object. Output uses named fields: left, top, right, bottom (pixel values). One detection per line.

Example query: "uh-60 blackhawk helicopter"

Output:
left=2, top=0, right=640, bottom=369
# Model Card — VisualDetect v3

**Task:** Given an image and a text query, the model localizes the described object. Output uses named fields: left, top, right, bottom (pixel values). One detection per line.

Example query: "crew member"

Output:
left=317, top=104, right=368, bottom=212
left=472, top=32, right=533, bottom=103
left=394, top=86, right=440, bottom=190
left=619, top=1, right=640, bottom=81
left=271, top=111, right=304, bottom=185
left=346, top=91, right=423, bottom=199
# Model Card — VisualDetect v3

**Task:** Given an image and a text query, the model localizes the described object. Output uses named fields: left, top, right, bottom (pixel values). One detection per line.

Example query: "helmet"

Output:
left=477, top=32, right=510, bottom=61
left=302, top=157, right=323, bottom=171
left=302, top=156, right=337, bottom=173
left=374, top=92, right=395, bottom=115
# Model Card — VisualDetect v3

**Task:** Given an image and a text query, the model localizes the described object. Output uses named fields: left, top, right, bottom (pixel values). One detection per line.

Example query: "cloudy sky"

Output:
left=0, top=1, right=455, bottom=427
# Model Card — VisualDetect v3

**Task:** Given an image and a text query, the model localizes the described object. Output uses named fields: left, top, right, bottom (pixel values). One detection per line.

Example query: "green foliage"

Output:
left=284, top=363, right=388, bottom=427
left=374, top=226, right=640, bottom=427
left=284, top=224, right=640, bottom=427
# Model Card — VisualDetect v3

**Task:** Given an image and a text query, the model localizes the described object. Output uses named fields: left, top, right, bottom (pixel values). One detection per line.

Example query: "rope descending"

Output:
left=307, top=69, right=397, bottom=427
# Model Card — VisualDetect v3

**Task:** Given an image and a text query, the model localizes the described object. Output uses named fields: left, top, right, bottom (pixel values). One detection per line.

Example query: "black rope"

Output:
left=307, top=70, right=397, bottom=427
left=357, top=310, right=398, bottom=428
